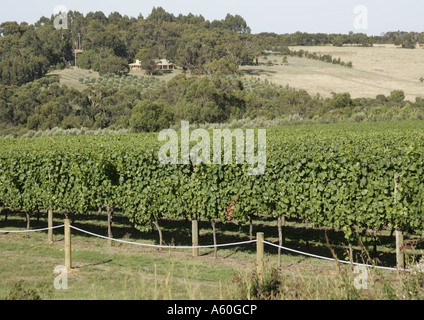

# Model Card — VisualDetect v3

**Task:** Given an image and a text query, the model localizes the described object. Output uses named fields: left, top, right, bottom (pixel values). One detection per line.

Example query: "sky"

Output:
left=1, top=0, right=423, bottom=35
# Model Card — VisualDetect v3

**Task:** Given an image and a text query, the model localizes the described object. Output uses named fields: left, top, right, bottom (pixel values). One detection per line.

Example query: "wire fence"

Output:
left=69, top=225, right=257, bottom=249
left=0, top=225, right=64, bottom=233
left=0, top=224, right=403, bottom=272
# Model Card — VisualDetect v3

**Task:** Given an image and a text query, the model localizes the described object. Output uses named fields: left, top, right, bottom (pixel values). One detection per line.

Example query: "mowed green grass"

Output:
left=0, top=210, right=417, bottom=300
left=0, top=214, right=251, bottom=300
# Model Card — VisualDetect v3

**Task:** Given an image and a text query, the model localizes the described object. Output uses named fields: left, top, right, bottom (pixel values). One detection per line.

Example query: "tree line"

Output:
left=1, top=8, right=424, bottom=136
left=286, top=49, right=353, bottom=68
left=251, top=30, right=424, bottom=49
left=2, top=8, right=423, bottom=86
left=1, top=73, right=424, bottom=137
left=0, top=8, right=254, bottom=83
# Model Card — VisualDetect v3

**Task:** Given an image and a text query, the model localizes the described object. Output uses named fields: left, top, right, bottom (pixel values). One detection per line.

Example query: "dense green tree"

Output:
left=203, top=58, right=240, bottom=75
left=176, top=39, right=203, bottom=72
left=147, top=7, right=175, bottom=23
left=85, top=11, right=108, bottom=25
left=0, top=21, right=23, bottom=36
left=77, top=49, right=96, bottom=69
left=223, top=14, right=251, bottom=34
left=223, top=35, right=254, bottom=66
left=130, top=100, right=174, bottom=132
left=98, top=54, right=129, bottom=76
left=27, top=101, right=64, bottom=130
left=388, top=90, right=405, bottom=103
left=330, top=93, right=354, bottom=109
left=138, top=49, right=159, bottom=75
left=332, top=35, right=345, bottom=47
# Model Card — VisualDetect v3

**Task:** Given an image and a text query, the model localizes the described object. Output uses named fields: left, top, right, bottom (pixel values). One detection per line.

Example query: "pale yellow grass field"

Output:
left=241, top=44, right=424, bottom=101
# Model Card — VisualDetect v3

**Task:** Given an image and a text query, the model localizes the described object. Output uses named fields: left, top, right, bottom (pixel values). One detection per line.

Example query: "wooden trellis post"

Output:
left=64, top=219, right=72, bottom=272
left=394, top=173, right=405, bottom=269
left=256, top=232, right=264, bottom=277
left=47, top=209, right=53, bottom=243
left=192, top=219, right=199, bottom=257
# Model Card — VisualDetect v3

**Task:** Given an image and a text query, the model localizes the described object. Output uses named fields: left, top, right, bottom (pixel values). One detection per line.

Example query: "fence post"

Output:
left=395, top=230, right=405, bottom=269
left=394, top=173, right=405, bottom=270
left=192, top=219, right=199, bottom=257
left=256, top=232, right=264, bottom=277
left=64, top=219, right=72, bottom=272
left=48, top=209, right=53, bottom=243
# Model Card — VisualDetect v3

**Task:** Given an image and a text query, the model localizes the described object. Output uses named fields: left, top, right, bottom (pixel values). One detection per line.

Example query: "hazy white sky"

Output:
left=1, top=0, right=423, bottom=35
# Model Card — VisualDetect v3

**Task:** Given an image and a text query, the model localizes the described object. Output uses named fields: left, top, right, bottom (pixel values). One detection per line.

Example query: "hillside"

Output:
left=1, top=8, right=424, bottom=137
left=241, top=45, right=424, bottom=101
left=49, top=67, right=181, bottom=91
left=53, top=44, right=424, bottom=102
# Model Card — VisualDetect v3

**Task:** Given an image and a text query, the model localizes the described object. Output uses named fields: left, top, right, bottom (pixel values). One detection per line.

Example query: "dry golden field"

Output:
left=241, top=44, right=424, bottom=101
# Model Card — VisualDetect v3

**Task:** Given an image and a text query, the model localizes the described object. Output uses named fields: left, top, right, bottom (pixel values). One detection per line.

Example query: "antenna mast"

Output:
left=74, top=33, right=82, bottom=68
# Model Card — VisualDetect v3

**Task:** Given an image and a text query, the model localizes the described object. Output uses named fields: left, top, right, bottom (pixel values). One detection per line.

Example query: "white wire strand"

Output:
left=69, top=225, right=257, bottom=249
left=0, top=224, right=65, bottom=233
left=263, top=240, right=403, bottom=271
left=0, top=223, right=407, bottom=271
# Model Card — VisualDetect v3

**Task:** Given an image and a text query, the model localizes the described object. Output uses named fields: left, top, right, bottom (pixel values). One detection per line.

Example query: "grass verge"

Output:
left=1, top=211, right=423, bottom=300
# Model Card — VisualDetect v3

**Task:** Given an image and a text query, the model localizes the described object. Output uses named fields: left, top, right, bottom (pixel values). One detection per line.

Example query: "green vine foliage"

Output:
left=0, top=121, right=423, bottom=242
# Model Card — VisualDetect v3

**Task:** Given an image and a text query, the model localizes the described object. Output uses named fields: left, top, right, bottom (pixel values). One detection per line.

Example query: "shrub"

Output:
left=231, top=265, right=283, bottom=300
left=388, top=90, right=405, bottom=103
left=130, top=100, right=174, bottom=133
left=5, top=281, right=41, bottom=300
